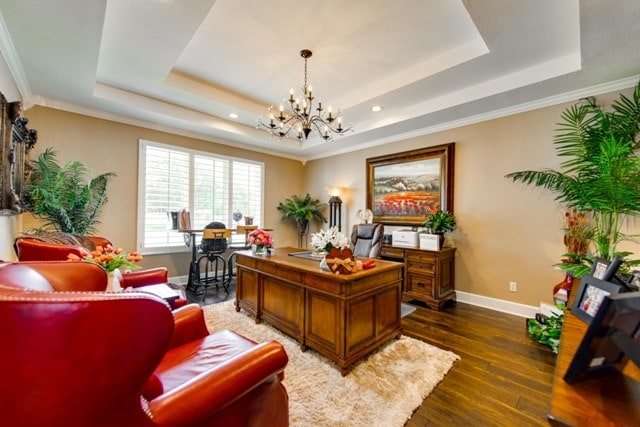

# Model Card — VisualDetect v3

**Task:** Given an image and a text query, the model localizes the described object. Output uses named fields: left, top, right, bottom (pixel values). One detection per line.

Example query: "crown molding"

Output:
left=0, top=9, right=30, bottom=101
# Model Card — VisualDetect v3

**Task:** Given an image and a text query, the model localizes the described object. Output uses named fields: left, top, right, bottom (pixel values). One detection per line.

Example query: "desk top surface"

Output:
left=235, top=246, right=403, bottom=280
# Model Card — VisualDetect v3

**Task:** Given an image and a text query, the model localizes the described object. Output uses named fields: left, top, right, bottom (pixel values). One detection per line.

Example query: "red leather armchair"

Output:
left=0, top=260, right=188, bottom=309
left=14, top=236, right=186, bottom=306
left=0, top=266, right=290, bottom=426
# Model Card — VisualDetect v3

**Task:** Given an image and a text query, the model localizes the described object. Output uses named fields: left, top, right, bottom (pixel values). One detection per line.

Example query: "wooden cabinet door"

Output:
left=236, top=267, right=259, bottom=315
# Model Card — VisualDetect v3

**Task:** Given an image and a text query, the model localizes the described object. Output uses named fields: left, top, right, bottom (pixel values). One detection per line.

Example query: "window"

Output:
left=138, top=140, right=264, bottom=254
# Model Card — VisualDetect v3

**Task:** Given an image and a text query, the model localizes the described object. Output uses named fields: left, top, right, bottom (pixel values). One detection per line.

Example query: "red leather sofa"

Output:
left=0, top=261, right=290, bottom=426
left=14, top=236, right=187, bottom=307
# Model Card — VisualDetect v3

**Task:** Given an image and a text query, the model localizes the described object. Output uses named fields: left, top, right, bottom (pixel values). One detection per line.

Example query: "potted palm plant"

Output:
left=506, top=79, right=640, bottom=277
left=23, top=148, right=115, bottom=235
left=277, top=193, right=327, bottom=248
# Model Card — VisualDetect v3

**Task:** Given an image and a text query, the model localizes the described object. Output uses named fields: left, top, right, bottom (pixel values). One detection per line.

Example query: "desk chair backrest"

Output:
left=350, top=223, right=384, bottom=258
left=200, top=222, right=230, bottom=252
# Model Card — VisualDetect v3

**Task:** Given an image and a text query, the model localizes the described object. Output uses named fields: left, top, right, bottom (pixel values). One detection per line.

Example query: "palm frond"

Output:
left=505, top=79, right=640, bottom=267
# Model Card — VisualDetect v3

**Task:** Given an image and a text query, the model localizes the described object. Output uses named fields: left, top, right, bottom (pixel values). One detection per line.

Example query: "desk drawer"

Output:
left=260, top=261, right=302, bottom=283
left=407, top=259, right=435, bottom=275
left=381, top=245, right=404, bottom=260
left=406, top=273, right=434, bottom=297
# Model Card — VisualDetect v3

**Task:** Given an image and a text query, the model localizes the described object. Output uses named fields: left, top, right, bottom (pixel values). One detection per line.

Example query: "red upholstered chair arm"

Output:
left=148, top=340, right=288, bottom=426
left=120, top=267, right=169, bottom=288
left=169, top=304, right=210, bottom=348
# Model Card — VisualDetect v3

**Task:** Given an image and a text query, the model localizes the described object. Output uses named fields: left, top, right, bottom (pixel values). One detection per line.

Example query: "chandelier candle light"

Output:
left=258, top=49, right=352, bottom=142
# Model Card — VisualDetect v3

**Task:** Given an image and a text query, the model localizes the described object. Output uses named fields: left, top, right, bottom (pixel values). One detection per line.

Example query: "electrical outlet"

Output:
left=509, top=281, right=517, bottom=292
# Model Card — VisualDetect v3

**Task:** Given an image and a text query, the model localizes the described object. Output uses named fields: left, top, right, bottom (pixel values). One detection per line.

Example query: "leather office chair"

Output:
left=350, top=223, right=384, bottom=258
left=195, top=223, right=231, bottom=298
left=0, top=273, right=289, bottom=426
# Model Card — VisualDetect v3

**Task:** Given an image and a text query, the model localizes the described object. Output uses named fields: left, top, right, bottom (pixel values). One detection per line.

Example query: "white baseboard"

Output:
left=455, top=291, right=539, bottom=318
left=169, top=275, right=189, bottom=286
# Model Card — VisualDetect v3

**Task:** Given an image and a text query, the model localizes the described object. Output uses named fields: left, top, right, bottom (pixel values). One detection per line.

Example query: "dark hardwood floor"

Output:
left=402, top=301, right=556, bottom=426
left=187, top=280, right=557, bottom=426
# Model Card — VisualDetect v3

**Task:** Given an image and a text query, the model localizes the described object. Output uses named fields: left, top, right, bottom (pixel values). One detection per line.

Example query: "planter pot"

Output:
left=419, top=233, right=443, bottom=250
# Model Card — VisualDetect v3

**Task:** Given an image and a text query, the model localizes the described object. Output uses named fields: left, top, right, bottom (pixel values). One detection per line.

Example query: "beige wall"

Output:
left=21, top=107, right=305, bottom=277
left=305, top=86, right=639, bottom=307
left=18, top=84, right=640, bottom=307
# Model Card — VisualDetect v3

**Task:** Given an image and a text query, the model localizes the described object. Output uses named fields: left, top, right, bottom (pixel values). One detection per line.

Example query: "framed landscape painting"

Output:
left=366, top=143, right=455, bottom=226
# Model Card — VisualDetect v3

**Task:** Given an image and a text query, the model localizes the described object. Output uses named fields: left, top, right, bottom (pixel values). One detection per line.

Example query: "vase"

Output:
left=107, top=268, right=122, bottom=292
left=252, top=244, right=267, bottom=255
left=553, top=273, right=573, bottom=305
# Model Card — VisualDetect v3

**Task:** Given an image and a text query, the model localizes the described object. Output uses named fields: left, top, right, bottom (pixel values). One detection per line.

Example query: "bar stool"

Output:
left=194, top=227, right=231, bottom=299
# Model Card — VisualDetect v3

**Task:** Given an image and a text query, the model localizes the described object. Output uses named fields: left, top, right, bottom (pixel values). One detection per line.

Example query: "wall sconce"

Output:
left=326, top=186, right=343, bottom=232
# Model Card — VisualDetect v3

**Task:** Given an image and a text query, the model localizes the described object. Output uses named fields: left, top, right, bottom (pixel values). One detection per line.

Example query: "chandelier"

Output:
left=257, top=49, right=352, bottom=142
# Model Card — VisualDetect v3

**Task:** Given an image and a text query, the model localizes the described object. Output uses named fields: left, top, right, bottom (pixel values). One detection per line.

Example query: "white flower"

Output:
left=311, top=226, right=349, bottom=252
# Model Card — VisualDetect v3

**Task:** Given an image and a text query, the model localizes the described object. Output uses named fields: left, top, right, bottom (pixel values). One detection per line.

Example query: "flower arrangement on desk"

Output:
left=248, top=229, right=273, bottom=248
left=310, top=226, right=349, bottom=254
left=67, top=244, right=143, bottom=273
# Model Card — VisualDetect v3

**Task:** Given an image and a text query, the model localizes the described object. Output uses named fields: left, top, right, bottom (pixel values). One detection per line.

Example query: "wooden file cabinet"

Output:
left=381, top=245, right=456, bottom=311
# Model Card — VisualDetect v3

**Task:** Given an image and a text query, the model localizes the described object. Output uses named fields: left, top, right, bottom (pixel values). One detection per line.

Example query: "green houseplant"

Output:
left=423, top=209, right=457, bottom=234
left=506, top=80, right=640, bottom=276
left=423, top=209, right=457, bottom=248
left=277, top=193, right=327, bottom=247
left=23, top=148, right=116, bottom=235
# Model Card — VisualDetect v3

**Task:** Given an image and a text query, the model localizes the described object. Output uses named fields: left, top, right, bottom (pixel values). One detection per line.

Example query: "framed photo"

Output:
left=564, top=292, right=640, bottom=384
left=366, top=143, right=455, bottom=226
left=590, top=258, right=611, bottom=280
left=571, top=275, right=623, bottom=324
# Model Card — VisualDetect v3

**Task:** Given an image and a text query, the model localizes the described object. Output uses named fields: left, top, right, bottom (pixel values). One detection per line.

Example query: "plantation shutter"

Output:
left=232, top=160, right=263, bottom=225
left=139, top=143, right=190, bottom=250
left=193, top=154, right=229, bottom=228
left=138, top=140, right=265, bottom=253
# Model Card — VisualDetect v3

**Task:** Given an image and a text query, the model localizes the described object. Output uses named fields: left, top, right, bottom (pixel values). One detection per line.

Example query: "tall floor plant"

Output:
left=23, top=148, right=116, bottom=235
left=506, top=80, right=640, bottom=276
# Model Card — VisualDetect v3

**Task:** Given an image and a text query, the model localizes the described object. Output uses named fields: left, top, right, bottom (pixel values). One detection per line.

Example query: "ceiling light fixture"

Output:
left=371, top=105, right=382, bottom=112
left=257, top=49, right=352, bottom=142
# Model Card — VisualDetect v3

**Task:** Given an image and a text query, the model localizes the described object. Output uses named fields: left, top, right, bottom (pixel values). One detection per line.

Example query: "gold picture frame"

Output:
left=366, top=143, right=455, bottom=226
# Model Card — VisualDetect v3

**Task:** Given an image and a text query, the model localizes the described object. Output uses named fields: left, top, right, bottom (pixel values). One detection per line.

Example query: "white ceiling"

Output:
left=0, top=0, right=639, bottom=162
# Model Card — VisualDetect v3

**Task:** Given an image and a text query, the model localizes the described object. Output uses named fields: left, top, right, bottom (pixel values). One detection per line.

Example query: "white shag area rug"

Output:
left=203, top=300, right=460, bottom=427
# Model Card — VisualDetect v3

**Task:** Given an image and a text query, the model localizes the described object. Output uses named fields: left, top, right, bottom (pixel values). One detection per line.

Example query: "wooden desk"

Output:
left=235, top=247, right=404, bottom=375
left=548, top=310, right=640, bottom=426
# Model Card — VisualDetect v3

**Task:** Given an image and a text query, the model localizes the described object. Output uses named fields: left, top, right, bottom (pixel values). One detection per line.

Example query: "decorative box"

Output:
left=392, top=230, right=419, bottom=248
left=419, top=233, right=440, bottom=250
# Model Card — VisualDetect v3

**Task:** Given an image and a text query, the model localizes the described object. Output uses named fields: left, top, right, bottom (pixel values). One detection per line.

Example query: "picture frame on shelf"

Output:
left=366, top=143, right=455, bottom=226
left=564, top=292, right=640, bottom=384
left=590, top=257, right=623, bottom=281
left=590, top=258, right=611, bottom=279
left=571, top=275, right=624, bottom=324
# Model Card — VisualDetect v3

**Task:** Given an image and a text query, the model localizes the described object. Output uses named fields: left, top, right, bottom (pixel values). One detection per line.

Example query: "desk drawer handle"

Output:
left=417, top=282, right=425, bottom=288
